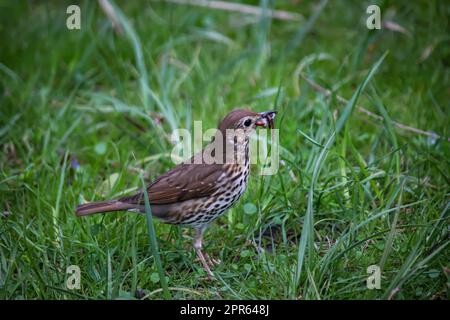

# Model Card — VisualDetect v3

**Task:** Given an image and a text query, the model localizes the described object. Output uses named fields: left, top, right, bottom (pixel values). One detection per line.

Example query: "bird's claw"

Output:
left=195, top=249, right=216, bottom=280
left=204, top=253, right=221, bottom=267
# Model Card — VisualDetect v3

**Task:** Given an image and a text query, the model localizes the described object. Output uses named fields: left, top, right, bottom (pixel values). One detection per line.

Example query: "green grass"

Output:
left=0, top=0, right=449, bottom=299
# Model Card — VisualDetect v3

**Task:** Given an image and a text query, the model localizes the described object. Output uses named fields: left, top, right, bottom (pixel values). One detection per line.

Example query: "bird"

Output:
left=76, top=109, right=276, bottom=279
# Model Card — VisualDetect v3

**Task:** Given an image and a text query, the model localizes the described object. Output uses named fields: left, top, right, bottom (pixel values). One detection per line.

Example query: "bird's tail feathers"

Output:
left=76, top=200, right=135, bottom=216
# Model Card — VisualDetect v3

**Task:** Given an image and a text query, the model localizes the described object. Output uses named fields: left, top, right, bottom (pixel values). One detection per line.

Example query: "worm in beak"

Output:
left=256, top=111, right=277, bottom=129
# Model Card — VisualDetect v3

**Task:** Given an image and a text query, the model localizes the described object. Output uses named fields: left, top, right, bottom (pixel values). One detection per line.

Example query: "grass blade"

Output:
left=294, top=131, right=335, bottom=295
left=335, top=52, right=388, bottom=133
left=140, top=176, right=171, bottom=299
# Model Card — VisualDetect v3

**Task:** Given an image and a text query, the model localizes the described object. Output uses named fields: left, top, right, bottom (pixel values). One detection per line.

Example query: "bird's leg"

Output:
left=194, top=227, right=221, bottom=266
left=193, top=227, right=215, bottom=279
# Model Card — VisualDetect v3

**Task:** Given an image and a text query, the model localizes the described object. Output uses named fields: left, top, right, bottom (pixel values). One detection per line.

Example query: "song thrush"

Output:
left=76, top=109, right=276, bottom=278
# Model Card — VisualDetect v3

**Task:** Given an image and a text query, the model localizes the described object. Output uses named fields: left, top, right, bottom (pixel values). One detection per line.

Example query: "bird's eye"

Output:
left=244, top=119, right=252, bottom=127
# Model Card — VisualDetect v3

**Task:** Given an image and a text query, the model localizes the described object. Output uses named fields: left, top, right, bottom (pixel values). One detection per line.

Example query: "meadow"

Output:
left=0, top=0, right=448, bottom=299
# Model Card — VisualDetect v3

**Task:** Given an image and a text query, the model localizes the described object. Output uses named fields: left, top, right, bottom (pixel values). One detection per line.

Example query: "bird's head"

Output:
left=218, top=109, right=277, bottom=138
left=204, top=109, right=277, bottom=164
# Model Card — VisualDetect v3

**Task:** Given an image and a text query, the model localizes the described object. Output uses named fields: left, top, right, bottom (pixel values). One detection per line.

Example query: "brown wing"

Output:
left=120, top=162, right=225, bottom=205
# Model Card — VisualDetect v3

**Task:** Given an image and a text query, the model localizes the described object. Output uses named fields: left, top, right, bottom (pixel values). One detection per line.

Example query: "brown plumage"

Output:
left=76, top=109, right=276, bottom=278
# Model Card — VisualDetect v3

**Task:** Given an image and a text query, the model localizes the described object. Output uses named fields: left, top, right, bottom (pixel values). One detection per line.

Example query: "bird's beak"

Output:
left=255, top=110, right=277, bottom=129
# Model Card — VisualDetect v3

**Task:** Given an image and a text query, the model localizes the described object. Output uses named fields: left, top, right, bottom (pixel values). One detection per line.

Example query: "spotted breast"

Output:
left=171, top=141, right=251, bottom=228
